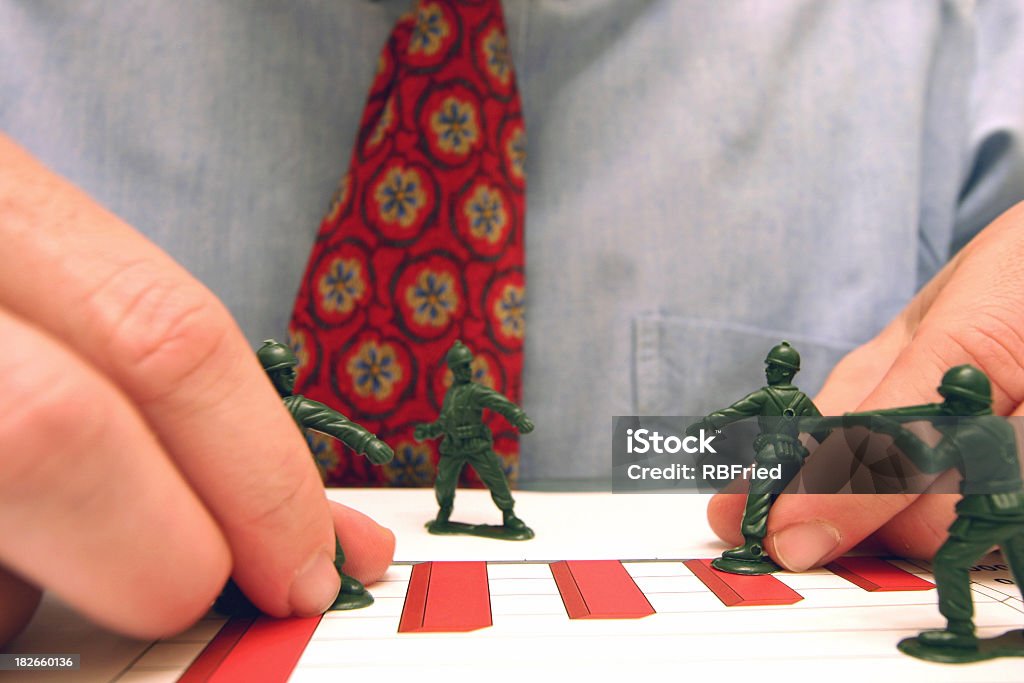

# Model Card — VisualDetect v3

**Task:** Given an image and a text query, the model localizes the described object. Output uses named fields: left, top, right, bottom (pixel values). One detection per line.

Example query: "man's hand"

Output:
left=708, top=201, right=1024, bottom=572
left=0, top=135, right=395, bottom=645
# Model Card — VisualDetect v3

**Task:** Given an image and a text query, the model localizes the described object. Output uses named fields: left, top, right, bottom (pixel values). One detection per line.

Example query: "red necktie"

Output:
left=288, top=0, right=526, bottom=487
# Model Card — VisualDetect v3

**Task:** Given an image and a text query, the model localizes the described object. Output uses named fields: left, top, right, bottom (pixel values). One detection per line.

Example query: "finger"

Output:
left=706, top=493, right=746, bottom=547
left=760, top=479, right=962, bottom=571
left=812, top=242, right=965, bottom=415
left=0, top=308, right=230, bottom=638
left=706, top=491, right=939, bottom=558
left=706, top=443, right=961, bottom=569
left=854, top=201, right=1024, bottom=413
left=709, top=459, right=971, bottom=568
left=330, top=501, right=396, bottom=585
left=0, top=566, right=42, bottom=648
left=0, top=135, right=339, bottom=618
left=812, top=335, right=906, bottom=415
left=759, top=494, right=938, bottom=571
left=868, top=492, right=958, bottom=560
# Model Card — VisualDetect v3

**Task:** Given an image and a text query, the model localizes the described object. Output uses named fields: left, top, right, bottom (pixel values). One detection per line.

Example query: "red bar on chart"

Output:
left=685, top=559, right=803, bottom=606
left=177, top=617, right=254, bottom=683
left=397, top=561, right=432, bottom=633
left=205, top=616, right=322, bottom=683
left=550, top=560, right=655, bottom=619
left=398, top=561, right=492, bottom=633
left=826, top=557, right=934, bottom=592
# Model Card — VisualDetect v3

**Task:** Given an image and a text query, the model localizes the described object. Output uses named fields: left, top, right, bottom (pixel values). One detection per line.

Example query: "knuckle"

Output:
left=931, top=308, right=1024, bottom=405
left=89, top=264, right=234, bottom=403
left=239, top=474, right=308, bottom=531
left=234, top=466, right=326, bottom=540
left=0, top=366, right=111, bottom=498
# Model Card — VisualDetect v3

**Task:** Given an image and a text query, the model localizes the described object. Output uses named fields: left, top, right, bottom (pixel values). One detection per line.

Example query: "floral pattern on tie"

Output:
left=382, top=441, right=437, bottom=486
left=346, top=340, right=405, bottom=400
left=290, top=0, right=526, bottom=486
left=317, top=258, right=367, bottom=315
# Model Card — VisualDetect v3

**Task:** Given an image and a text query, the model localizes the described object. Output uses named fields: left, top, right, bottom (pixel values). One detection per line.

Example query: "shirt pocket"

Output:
left=633, top=313, right=855, bottom=416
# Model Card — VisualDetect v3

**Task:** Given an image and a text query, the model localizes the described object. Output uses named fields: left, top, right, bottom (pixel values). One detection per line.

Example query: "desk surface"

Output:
left=3, top=490, right=1021, bottom=682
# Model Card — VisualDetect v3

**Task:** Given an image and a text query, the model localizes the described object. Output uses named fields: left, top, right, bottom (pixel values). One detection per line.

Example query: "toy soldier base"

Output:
left=328, top=536, right=374, bottom=610
left=712, top=479, right=791, bottom=574
left=898, top=629, right=1024, bottom=664
left=426, top=507, right=535, bottom=541
left=710, top=558, right=780, bottom=574
left=711, top=539, right=780, bottom=575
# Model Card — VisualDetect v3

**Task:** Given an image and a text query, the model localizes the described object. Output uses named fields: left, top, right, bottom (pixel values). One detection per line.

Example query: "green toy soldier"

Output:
left=687, top=341, right=829, bottom=574
left=414, top=340, right=535, bottom=540
left=848, top=365, right=1024, bottom=663
left=216, top=340, right=394, bottom=614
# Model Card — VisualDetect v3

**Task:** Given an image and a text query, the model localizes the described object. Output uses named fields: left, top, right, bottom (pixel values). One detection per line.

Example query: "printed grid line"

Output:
left=108, top=558, right=1020, bottom=682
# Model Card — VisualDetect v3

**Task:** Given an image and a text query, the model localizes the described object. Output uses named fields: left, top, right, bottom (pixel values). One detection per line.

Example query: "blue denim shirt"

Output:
left=3, top=0, right=1023, bottom=484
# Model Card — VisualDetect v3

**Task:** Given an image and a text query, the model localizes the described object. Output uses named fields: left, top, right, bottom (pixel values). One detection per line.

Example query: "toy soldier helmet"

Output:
left=764, top=341, right=800, bottom=371
left=257, top=339, right=298, bottom=372
left=938, top=364, right=992, bottom=405
left=446, top=340, right=474, bottom=368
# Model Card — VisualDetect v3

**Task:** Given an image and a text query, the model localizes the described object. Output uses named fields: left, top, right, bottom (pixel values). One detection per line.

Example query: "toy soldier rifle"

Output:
left=799, top=402, right=947, bottom=434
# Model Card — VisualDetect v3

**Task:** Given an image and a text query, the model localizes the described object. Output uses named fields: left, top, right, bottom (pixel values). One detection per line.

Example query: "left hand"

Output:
left=0, top=136, right=396, bottom=644
left=708, top=201, right=1024, bottom=571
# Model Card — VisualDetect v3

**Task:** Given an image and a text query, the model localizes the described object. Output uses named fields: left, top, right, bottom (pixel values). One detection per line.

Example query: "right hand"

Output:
left=0, top=135, right=395, bottom=646
left=708, top=201, right=1024, bottom=574
left=771, top=435, right=800, bottom=461
left=364, top=439, right=395, bottom=465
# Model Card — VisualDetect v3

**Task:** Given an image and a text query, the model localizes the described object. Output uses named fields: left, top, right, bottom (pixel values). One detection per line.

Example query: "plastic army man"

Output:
left=846, top=365, right=1024, bottom=663
left=258, top=339, right=394, bottom=608
left=414, top=340, right=535, bottom=540
left=686, top=341, right=829, bottom=574
left=215, top=340, right=394, bottom=614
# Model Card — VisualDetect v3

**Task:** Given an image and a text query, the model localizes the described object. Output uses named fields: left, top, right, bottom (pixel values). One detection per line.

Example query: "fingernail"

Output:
left=288, top=549, right=340, bottom=616
left=771, top=521, right=841, bottom=572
